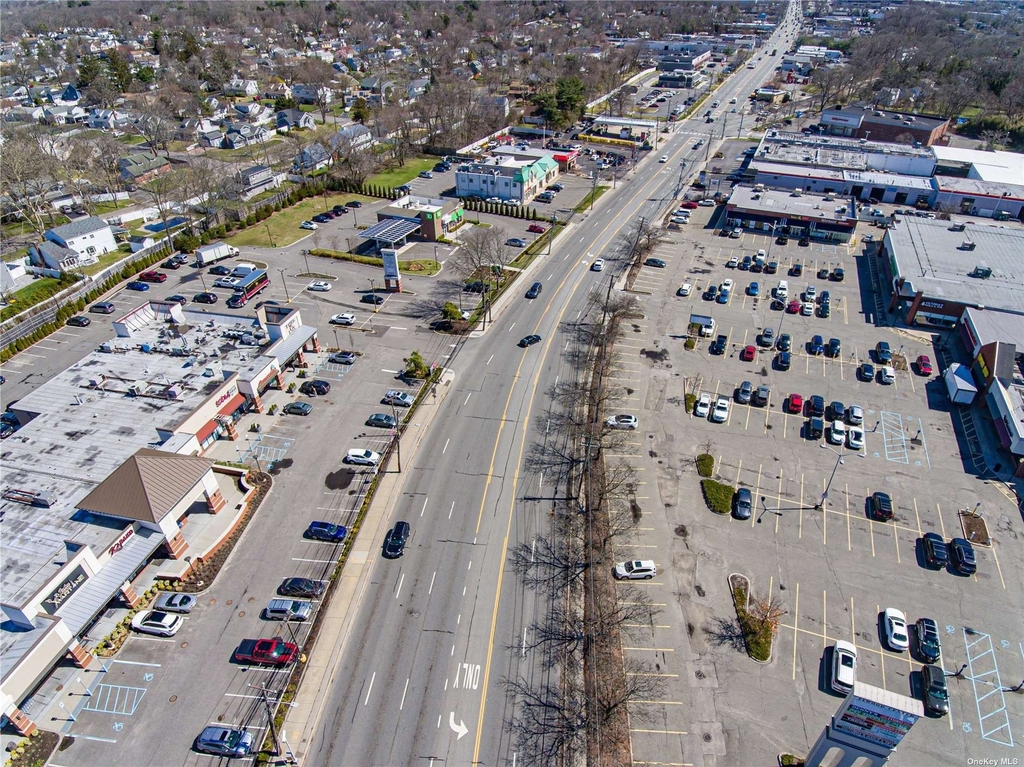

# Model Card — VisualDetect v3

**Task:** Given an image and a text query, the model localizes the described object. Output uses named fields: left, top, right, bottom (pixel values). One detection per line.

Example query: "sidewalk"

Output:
left=282, top=367, right=455, bottom=764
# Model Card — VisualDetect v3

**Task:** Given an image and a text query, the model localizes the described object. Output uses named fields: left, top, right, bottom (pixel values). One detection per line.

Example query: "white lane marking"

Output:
left=507, top=322, right=515, bottom=332
left=381, top=369, right=399, bottom=374
left=487, top=354, right=493, bottom=365
left=451, top=644, right=455, bottom=656
left=522, top=627, right=528, bottom=657
left=291, top=558, right=335, bottom=564
left=421, top=496, right=429, bottom=517
left=388, top=326, right=408, bottom=330
left=364, top=672, right=376, bottom=705
left=395, top=573, right=405, bottom=599
left=109, top=659, right=161, bottom=667
left=448, top=501, right=455, bottom=520
left=549, top=273, right=554, bottom=280
left=565, top=340, right=570, bottom=351
left=400, top=678, right=410, bottom=710
left=539, top=472, right=543, bottom=491
left=464, top=392, right=472, bottom=405
left=457, top=614, right=462, bottom=625
left=468, top=560, right=472, bottom=571
left=429, top=570, right=436, bottom=594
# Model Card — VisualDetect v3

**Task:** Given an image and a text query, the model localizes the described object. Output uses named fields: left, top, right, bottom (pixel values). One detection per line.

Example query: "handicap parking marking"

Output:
left=961, top=628, right=1016, bottom=748
left=82, top=684, right=147, bottom=716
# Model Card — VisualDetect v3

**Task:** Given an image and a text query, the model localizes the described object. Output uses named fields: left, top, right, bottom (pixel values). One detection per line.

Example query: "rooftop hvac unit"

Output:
left=128, top=381, right=147, bottom=396
left=960, top=241, right=977, bottom=251
left=951, top=223, right=966, bottom=232
left=2, top=487, right=58, bottom=508
left=164, top=384, right=183, bottom=399
left=970, top=265, right=992, bottom=279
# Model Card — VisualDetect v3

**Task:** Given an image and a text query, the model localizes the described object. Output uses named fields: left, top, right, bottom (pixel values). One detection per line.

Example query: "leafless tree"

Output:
left=138, top=169, right=189, bottom=241
left=503, top=675, right=587, bottom=766
left=0, top=126, right=61, bottom=235
left=810, top=64, right=850, bottom=113
left=748, top=594, right=788, bottom=637
left=294, top=59, right=337, bottom=124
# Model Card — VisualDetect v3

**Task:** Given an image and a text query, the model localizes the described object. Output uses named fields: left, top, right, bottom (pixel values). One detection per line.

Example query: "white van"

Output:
left=775, top=280, right=789, bottom=299
left=231, top=262, right=257, bottom=278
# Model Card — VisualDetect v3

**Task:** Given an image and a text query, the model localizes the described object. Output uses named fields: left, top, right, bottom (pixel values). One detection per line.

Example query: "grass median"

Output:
left=226, top=194, right=373, bottom=248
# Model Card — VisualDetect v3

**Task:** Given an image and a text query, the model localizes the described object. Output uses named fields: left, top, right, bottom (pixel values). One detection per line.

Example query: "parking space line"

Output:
left=631, top=729, right=688, bottom=735
left=776, top=473, right=784, bottom=534
left=963, top=628, right=1015, bottom=747
left=622, top=647, right=675, bottom=652
left=791, top=582, right=800, bottom=680
left=990, top=543, right=1006, bottom=590
left=798, top=475, right=805, bottom=539
left=877, top=603, right=887, bottom=690
left=845, top=484, right=852, bottom=551
left=631, top=700, right=685, bottom=705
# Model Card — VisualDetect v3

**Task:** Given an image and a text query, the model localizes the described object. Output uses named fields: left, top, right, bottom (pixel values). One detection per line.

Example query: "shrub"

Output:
left=700, top=479, right=733, bottom=514
left=684, top=337, right=696, bottom=350
left=684, top=393, right=697, bottom=413
left=404, top=350, right=430, bottom=378
left=696, top=453, right=714, bottom=477
left=733, top=583, right=774, bottom=662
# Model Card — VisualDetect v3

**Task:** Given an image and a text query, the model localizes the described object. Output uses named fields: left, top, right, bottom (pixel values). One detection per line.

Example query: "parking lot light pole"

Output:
left=368, top=278, right=378, bottom=313
left=817, top=443, right=846, bottom=510
left=278, top=269, right=291, bottom=302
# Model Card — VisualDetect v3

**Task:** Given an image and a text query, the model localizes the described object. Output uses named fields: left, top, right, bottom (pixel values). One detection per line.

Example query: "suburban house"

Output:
left=331, top=124, right=374, bottom=153
left=293, top=83, right=333, bottom=105
left=42, top=216, right=118, bottom=263
left=28, top=240, right=81, bottom=271
left=87, top=108, right=130, bottom=130
left=405, top=78, right=429, bottom=102
left=293, top=143, right=332, bottom=173
left=199, top=128, right=225, bottom=148
left=231, top=101, right=268, bottom=123
left=359, top=75, right=395, bottom=104
left=236, top=165, right=280, bottom=200
left=223, top=123, right=270, bottom=150
left=223, top=78, right=259, bottom=97
left=263, top=83, right=292, bottom=101
left=276, top=109, right=315, bottom=132
left=42, top=105, right=87, bottom=125
left=118, top=153, right=171, bottom=183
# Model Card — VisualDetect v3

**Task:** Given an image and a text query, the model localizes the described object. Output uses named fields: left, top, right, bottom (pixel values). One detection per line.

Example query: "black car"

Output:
left=312, top=214, right=330, bottom=224
left=818, top=303, right=831, bottom=319
left=798, top=237, right=810, bottom=246
left=464, top=281, right=486, bottom=293
left=209, top=265, right=232, bottom=275
left=870, top=491, right=894, bottom=521
left=299, top=379, right=331, bottom=396
left=739, top=256, right=752, bottom=271
left=709, top=335, right=728, bottom=355
left=776, top=236, right=789, bottom=245
left=525, top=282, right=543, bottom=299
left=765, top=261, right=778, bottom=274
left=859, top=362, right=875, bottom=382
left=949, top=537, right=977, bottom=574
left=776, top=333, right=792, bottom=352
left=361, top=293, right=385, bottom=305
left=383, top=520, right=410, bottom=558
left=66, top=315, right=92, bottom=327
left=921, top=664, right=950, bottom=716
left=165, top=295, right=188, bottom=306
left=332, top=205, right=348, bottom=215
left=819, top=290, right=831, bottom=305
left=163, top=258, right=182, bottom=270
left=752, top=385, right=770, bottom=407
left=194, top=292, right=218, bottom=304
left=921, top=532, right=949, bottom=568
left=876, top=341, right=893, bottom=363
left=828, top=401, right=846, bottom=422
left=704, top=285, right=719, bottom=301
left=790, top=263, right=803, bottom=277
left=90, top=301, right=116, bottom=314
left=807, top=416, right=825, bottom=440
left=346, top=200, right=363, bottom=208
left=826, top=338, right=841, bottom=357
left=519, top=334, right=542, bottom=348
left=278, top=577, right=325, bottom=598
left=733, top=488, right=753, bottom=520
left=915, top=617, right=941, bottom=663
left=830, top=268, right=845, bottom=282
left=817, top=267, right=830, bottom=280
left=644, top=258, right=666, bottom=268
left=808, top=395, right=825, bottom=417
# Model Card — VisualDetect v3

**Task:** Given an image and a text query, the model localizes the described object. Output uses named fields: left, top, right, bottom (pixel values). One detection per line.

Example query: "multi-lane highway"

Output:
left=302, top=8, right=801, bottom=766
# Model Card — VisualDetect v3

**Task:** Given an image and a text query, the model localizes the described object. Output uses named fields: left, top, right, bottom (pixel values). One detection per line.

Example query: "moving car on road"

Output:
left=519, top=334, right=542, bottom=348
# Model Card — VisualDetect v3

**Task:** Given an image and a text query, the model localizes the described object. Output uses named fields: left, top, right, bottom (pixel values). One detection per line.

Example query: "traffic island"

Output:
left=957, top=508, right=991, bottom=546
left=728, top=573, right=784, bottom=663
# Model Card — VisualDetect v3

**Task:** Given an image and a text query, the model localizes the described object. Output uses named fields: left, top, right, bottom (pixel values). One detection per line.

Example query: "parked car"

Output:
left=859, top=362, right=875, bottom=382
left=329, top=351, right=356, bottom=365
left=831, top=268, right=845, bottom=282
left=90, top=301, right=117, bottom=314
left=880, top=366, right=896, bottom=384
left=846, top=405, right=864, bottom=425
left=694, top=393, right=712, bottom=418
left=915, top=617, right=942, bottom=663
left=876, top=341, right=893, bottom=363
left=808, top=335, right=824, bottom=355
left=726, top=256, right=739, bottom=268
left=605, top=414, right=639, bottom=430
left=283, top=402, right=313, bottom=416
left=828, top=401, right=846, bottom=422
left=733, top=487, right=753, bottom=520
left=613, top=559, right=657, bottom=580
left=736, top=381, right=753, bottom=404
left=740, top=345, right=756, bottom=362
left=716, top=289, right=730, bottom=304
left=506, top=237, right=527, bottom=247
left=194, top=292, right=218, bottom=304
left=345, top=448, right=381, bottom=466
left=870, top=491, right=894, bottom=521
left=208, top=265, right=232, bottom=275
left=306, top=521, right=348, bottom=543
left=847, top=426, right=865, bottom=450
left=676, top=283, right=692, bottom=296
left=299, top=220, right=318, bottom=230
left=527, top=224, right=547, bottom=234
left=130, top=610, right=183, bottom=637
left=164, top=295, right=188, bottom=306
left=921, top=663, right=950, bottom=716
left=786, top=393, right=803, bottom=414
left=916, top=355, right=933, bottom=375
left=366, top=413, right=397, bottom=429
left=153, top=592, right=196, bottom=614
left=790, top=263, right=803, bottom=277
left=883, top=607, right=910, bottom=651
left=278, top=577, right=325, bottom=598
left=645, top=258, right=667, bottom=268
left=832, top=640, right=857, bottom=694
left=949, top=537, right=977, bottom=574
left=808, top=395, right=825, bottom=417
left=226, top=294, right=247, bottom=309
left=383, top=390, right=415, bottom=407
left=66, top=315, right=92, bottom=327
left=709, top=334, right=728, bottom=355
left=775, top=351, right=792, bottom=370
left=826, top=338, right=841, bottom=357
left=300, top=379, right=331, bottom=396
left=711, top=396, right=730, bottom=423
left=758, top=327, right=775, bottom=347
left=307, top=280, right=332, bottom=292
left=126, top=280, right=150, bottom=291
left=776, top=333, right=791, bottom=352
left=828, top=420, right=847, bottom=445
left=138, top=270, right=168, bottom=283
left=747, top=281, right=760, bottom=296
left=418, top=170, right=433, bottom=179
left=330, top=313, right=356, bottom=326
left=704, top=285, right=719, bottom=301
left=361, top=293, right=385, bottom=305
left=921, top=532, right=949, bottom=569
left=752, top=385, right=770, bottom=407
left=195, top=726, right=254, bottom=758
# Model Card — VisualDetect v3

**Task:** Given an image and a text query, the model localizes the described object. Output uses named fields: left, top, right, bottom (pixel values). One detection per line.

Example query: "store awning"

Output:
left=195, top=419, right=220, bottom=444
left=217, top=393, right=245, bottom=416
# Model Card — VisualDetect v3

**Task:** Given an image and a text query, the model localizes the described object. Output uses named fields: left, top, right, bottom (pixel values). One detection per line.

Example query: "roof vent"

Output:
left=970, top=265, right=991, bottom=278
left=950, top=223, right=966, bottom=232
left=960, top=241, right=977, bottom=251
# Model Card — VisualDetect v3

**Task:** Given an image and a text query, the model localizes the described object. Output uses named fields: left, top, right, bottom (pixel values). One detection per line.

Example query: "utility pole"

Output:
left=278, top=269, right=291, bottom=302
left=390, top=402, right=401, bottom=472
left=254, top=682, right=281, bottom=756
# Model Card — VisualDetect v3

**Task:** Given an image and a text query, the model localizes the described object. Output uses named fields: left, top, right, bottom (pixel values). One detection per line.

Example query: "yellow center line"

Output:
left=791, top=582, right=800, bottom=680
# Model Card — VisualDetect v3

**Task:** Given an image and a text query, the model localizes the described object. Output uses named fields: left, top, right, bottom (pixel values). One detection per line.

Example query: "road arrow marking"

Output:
left=449, top=712, right=468, bottom=740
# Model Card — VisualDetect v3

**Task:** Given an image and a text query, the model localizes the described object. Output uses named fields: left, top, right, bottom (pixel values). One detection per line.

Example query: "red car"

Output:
left=916, top=355, right=933, bottom=375
left=527, top=224, right=547, bottom=234
left=786, top=300, right=801, bottom=314
left=679, top=201, right=699, bottom=209
left=740, top=345, right=756, bottom=361
left=786, top=394, right=803, bottom=414
left=139, top=270, right=168, bottom=283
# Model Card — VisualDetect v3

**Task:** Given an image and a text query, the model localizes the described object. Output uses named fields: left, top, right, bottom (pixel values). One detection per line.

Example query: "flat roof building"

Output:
left=724, top=185, right=858, bottom=243
left=819, top=104, right=950, bottom=146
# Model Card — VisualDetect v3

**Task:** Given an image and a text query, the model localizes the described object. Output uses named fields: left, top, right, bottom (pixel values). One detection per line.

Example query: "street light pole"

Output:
left=368, top=278, right=378, bottom=313
left=816, top=444, right=846, bottom=510
left=302, top=249, right=311, bottom=275
left=278, top=269, right=291, bottom=302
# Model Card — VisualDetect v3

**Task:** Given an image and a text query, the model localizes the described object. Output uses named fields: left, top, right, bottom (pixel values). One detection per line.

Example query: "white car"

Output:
left=711, top=396, right=730, bottom=423
left=883, top=608, right=910, bottom=651
left=801, top=302, right=814, bottom=316
left=213, top=276, right=241, bottom=289
left=828, top=420, right=847, bottom=445
left=613, top=559, right=657, bottom=580
left=344, top=448, right=381, bottom=466
left=131, top=610, right=184, bottom=637
left=726, top=256, right=739, bottom=268
left=659, top=155, right=669, bottom=163
left=307, top=280, right=332, bottom=292
left=694, top=392, right=712, bottom=418
left=847, top=426, right=865, bottom=450
left=605, top=414, right=638, bottom=430
left=670, top=216, right=690, bottom=225
left=330, top=313, right=356, bottom=326
left=591, top=258, right=605, bottom=272
left=804, top=285, right=817, bottom=301
left=485, top=197, right=503, bottom=204
left=677, top=283, right=692, bottom=296
left=832, top=640, right=857, bottom=694
left=698, top=199, right=716, bottom=207
left=299, top=221, right=318, bottom=230
left=721, top=278, right=734, bottom=292
left=880, top=366, right=896, bottom=384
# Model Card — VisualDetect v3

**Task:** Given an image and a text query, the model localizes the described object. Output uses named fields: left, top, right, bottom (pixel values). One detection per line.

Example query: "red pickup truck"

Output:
left=233, top=638, right=298, bottom=666
left=138, top=270, right=168, bottom=283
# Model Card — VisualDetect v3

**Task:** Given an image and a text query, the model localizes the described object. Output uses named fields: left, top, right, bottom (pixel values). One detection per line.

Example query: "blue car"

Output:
left=307, top=521, right=348, bottom=543
left=748, top=282, right=759, bottom=296
left=127, top=281, right=150, bottom=291
left=809, top=334, right=824, bottom=355
left=716, top=289, right=730, bottom=304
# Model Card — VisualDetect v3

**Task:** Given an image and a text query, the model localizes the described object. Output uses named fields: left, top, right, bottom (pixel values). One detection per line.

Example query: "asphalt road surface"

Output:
left=303, top=12, right=800, bottom=766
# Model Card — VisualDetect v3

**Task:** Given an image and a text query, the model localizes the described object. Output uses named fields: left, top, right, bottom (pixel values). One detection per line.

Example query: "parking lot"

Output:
left=600, top=206, right=1023, bottom=766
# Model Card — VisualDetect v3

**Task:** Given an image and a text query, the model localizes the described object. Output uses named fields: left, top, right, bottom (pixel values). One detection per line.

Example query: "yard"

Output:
left=225, top=193, right=374, bottom=248
left=0, top=275, right=70, bottom=322
left=365, top=157, right=437, bottom=189
left=203, top=139, right=283, bottom=162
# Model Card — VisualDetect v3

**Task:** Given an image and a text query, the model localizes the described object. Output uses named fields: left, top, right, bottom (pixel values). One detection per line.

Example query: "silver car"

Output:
left=344, top=449, right=381, bottom=466
left=383, top=390, right=415, bottom=407
left=153, top=592, right=196, bottom=614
